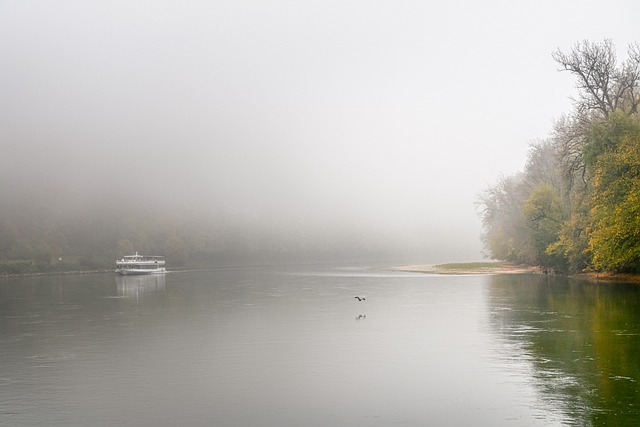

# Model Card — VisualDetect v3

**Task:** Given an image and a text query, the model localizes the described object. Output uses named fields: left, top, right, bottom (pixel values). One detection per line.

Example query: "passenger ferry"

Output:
left=115, top=252, right=166, bottom=275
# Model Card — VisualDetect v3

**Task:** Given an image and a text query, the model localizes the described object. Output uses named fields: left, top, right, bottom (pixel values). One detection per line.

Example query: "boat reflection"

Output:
left=115, top=273, right=166, bottom=298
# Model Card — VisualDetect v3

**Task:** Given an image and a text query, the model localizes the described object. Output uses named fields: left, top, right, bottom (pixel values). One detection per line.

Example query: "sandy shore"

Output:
left=392, top=263, right=640, bottom=283
left=391, top=261, right=541, bottom=275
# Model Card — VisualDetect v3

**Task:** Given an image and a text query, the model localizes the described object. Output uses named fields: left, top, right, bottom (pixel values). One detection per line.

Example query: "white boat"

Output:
left=115, top=252, right=166, bottom=275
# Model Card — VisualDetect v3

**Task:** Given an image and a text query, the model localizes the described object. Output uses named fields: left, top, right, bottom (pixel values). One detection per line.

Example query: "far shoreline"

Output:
left=0, top=269, right=113, bottom=279
left=391, top=261, right=540, bottom=275
left=392, top=261, right=640, bottom=283
left=3, top=261, right=640, bottom=284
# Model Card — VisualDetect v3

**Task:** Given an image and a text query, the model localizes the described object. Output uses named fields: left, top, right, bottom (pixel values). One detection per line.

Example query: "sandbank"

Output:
left=392, top=261, right=540, bottom=275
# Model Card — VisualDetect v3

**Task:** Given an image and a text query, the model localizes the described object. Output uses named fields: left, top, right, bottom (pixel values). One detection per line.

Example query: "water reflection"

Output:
left=3, top=267, right=640, bottom=426
left=115, top=274, right=166, bottom=298
left=487, top=274, right=640, bottom=426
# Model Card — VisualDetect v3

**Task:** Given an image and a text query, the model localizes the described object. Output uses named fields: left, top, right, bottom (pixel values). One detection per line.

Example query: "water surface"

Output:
left=1, top=266, right=639, bottom=426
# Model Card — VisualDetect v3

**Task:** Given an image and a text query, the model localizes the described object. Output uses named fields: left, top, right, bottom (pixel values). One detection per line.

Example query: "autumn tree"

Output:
left=478, top=142, right=570, bottom=270
left=588, top=112, right=640, bottom=272
left=552, top=40, right=640, bottom=199
left=477, top=173, right=535, bottom=263
left=479, top=40, right=640, bottom=273
left=523, top=183, right=565, bottom=268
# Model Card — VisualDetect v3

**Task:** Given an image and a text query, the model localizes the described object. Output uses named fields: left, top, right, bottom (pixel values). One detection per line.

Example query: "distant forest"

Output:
left=4, top=39, right=640, bottom=276
left=0, top=190, right=390, bottom=274
left=477, top=40, right=640, bottom=274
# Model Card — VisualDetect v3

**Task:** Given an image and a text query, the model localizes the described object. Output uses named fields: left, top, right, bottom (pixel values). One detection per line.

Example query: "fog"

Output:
left=1, top=1, right=638, bottom=263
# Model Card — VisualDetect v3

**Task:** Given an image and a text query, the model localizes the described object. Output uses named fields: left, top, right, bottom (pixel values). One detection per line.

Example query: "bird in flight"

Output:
left=354, top=296, right=366, bottom=301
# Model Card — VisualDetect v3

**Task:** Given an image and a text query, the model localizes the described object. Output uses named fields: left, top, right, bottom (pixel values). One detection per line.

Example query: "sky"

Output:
left=1, top=0, right=639, bottom=262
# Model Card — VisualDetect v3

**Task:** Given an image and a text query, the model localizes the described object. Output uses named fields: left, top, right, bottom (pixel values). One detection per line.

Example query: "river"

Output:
left=1, top=265, right=639, bottom=426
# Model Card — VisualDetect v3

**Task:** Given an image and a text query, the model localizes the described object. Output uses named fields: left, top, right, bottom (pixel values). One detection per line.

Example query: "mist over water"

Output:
left=1, top=2, right=637, bottom=261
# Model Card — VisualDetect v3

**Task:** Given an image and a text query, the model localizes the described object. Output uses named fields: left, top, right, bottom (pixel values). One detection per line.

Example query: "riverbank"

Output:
left=0, top=269, right=113, bottom=279
left=392, top=261, right=541, bottom=275
left=573, top=271, right=640, bottom=283
left=5, top=261, right=639, bottom=283
left=393, top=262, right=640, bottom=283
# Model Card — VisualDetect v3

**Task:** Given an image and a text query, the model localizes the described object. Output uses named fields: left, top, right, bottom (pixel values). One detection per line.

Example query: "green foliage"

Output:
left=478, top=159, right=566, bottom=270
left=584, top=111, right=639, bottom=169
left=479, top=112, right=640, bottom=273
left=546, top=208, right=592, bottom=273
left=589, top=119, right=640, bottom=272
left=477, top=173, right=540, bottom=264
left=523, top=184, right=567, bottom=271
left=523, top=184, right=563, bottom=226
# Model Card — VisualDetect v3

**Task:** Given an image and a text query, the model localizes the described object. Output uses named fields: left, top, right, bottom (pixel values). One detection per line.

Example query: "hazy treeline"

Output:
left=0, top=192, right=389, bottom=274
left=478, top=40, right=640, bottom=274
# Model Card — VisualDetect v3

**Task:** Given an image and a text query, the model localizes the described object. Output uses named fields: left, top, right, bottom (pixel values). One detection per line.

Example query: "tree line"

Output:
left=0, top=199, right=216, bottom=273
left=477, top=39, right=640, bottom=274
left=0, top=193, right=385, bottom=274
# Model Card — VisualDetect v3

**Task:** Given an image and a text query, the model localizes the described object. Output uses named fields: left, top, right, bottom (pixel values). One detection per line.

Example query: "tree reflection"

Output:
left=487, top=275, right=640, bottom=426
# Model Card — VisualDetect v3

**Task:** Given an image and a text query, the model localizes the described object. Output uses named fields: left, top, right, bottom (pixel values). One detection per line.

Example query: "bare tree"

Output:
left=551, top=112, right=592, bottom=193
left=523, top=139, right=564, bottom=193
left=553, top=39, right=640, bottom=118
left=551, top=40, right=640, bottom=198
left=619, top=41, right=640, bottom=114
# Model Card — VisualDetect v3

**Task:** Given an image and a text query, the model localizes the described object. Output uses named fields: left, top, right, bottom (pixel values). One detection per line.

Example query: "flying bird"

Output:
left=354, top=296, right=365, bottom=301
